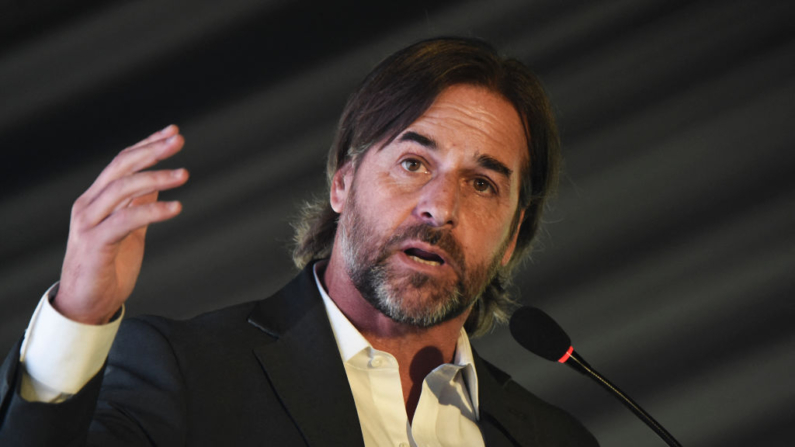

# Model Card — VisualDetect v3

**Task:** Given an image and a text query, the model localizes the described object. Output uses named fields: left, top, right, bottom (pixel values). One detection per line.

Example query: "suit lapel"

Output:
left=475, top=352, right=537, bottom=447
left=245, top=265, right=542, bottom=447
left=247, top=265, right=364, bottom=447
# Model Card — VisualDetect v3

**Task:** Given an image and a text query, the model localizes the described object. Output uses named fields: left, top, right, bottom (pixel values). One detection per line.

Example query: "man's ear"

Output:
left=330, top=162, right=353, bottom=213
left=500, top=209, right=525, bottom=267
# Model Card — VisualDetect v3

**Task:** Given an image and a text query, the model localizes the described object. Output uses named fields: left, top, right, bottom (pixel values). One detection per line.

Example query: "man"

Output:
left=0, top=37, right=598, bottom=446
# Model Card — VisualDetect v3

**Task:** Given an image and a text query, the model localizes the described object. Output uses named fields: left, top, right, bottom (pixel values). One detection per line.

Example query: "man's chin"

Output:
left=367, top=278, right=469, bottom=328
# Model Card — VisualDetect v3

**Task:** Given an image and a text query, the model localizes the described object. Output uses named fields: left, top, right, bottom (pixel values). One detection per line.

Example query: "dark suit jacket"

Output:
left=0, top=264, right=598, bottom=446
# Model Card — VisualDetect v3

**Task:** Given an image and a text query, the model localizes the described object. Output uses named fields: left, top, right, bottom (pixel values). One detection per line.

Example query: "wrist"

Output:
left=51, top=288, right=120, bottom=325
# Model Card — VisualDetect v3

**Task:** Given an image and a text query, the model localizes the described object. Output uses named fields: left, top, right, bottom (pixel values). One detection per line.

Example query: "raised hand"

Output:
left=54, top=125, right=189, bottom=324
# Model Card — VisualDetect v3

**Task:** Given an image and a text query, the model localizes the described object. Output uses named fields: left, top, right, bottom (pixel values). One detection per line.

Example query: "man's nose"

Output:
left=415, top=175, right=459, bottom=227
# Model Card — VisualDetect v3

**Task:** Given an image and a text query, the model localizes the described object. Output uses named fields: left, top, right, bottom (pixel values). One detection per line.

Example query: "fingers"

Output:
left=95, top=200, right=183, bottom=245
left=69, top=125, right=189, bottom=244
left=126, top=124, right=179, bottom=152
left=79, top=168, right=189, bottom=229
left=80, top=128, right=185, bottom=206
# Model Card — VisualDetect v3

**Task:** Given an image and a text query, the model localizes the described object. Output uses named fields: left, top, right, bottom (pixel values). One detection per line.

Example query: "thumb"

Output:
left=130, top=191, right=159, bottom=207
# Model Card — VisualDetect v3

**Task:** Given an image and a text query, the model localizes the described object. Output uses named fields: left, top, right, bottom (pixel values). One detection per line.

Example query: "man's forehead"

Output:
left=398, top=84, right=528, bottom=172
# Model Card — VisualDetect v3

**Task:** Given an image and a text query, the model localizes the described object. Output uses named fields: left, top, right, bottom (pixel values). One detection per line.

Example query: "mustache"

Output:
left=383, top=224, right=465, bottom=270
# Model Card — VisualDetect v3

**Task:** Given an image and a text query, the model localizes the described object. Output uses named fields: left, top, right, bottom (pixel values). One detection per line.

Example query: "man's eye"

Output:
left=473, top=178, right=494, bottom=193
left=401, top=159, right=423, bottom=172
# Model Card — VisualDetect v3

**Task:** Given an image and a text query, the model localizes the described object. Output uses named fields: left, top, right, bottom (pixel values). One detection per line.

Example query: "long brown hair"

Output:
left=293, top=37, right=560, bottom=336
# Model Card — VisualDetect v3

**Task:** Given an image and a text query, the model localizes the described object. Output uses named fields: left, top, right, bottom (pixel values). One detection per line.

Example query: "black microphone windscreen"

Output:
left=509, top=306, right=572, bottom=362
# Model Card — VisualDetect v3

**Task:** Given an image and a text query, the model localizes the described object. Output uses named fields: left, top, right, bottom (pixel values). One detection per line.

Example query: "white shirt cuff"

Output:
left=19, top=283, right=123, bottom=401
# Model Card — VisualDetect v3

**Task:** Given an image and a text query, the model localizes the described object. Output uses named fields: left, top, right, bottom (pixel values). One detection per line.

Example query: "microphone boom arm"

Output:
left=566, top=351, right=683, bottom=447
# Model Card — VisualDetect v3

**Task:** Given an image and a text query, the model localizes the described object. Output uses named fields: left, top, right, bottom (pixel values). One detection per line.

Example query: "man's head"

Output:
left=293, top=37, right=559, bottom=336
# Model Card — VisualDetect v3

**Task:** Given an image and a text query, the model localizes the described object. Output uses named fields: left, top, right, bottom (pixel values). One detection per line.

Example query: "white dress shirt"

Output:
left=313, top=266, right=485, bottom=447
left=19, top=283, right=122, bottom=403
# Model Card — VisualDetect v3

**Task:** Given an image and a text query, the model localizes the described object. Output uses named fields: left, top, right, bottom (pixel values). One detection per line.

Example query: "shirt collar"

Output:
left=312, top=263, right=480, bottom=414
left=452, top=324, right=480, bottom=416
left=313, top=263, right=370, bottom=363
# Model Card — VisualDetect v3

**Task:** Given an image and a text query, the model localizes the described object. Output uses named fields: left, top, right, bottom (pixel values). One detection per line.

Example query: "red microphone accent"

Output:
left=558, top=346, right=574, bottom=363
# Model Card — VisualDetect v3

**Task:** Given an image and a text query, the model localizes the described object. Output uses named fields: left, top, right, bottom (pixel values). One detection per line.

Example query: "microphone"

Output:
left=509, top=306, right=682, bottom=447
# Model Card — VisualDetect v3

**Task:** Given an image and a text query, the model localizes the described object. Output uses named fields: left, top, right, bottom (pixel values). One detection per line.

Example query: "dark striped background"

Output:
left=1, top=1, right=793, bottom=445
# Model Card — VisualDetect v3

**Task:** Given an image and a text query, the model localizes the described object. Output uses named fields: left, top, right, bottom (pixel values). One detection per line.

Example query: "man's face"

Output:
left=332, top=84, right=527, bottom=327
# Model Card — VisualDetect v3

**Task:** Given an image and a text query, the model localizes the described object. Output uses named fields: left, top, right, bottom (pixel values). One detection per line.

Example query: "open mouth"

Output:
left=404, top=248, right=445, bottom=266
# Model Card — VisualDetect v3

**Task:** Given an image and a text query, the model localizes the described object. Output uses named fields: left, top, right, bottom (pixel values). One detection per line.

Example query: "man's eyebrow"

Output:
left=399, top=130, right=513, bottom=179
left=399, top=131, right=437, bottom=149
left=477, top=154, right=513, bottom=179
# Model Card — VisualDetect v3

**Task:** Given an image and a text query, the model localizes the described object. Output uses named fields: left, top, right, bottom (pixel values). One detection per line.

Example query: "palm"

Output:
left=112, top=193, right=156, bottom=298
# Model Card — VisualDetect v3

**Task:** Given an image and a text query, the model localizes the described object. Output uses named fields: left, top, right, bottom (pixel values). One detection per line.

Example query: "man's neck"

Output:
left=319, top=256, right=470, bottom=421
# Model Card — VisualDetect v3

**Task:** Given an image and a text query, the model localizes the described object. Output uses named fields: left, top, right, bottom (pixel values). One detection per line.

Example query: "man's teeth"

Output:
left=409, top=255, right=441, bottom=266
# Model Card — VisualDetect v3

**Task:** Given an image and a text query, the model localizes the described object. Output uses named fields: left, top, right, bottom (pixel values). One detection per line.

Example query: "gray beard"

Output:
left=339, top=188, right=505, bottom=328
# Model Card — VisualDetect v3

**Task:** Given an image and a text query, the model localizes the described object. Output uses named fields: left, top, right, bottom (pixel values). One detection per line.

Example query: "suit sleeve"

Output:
left=0, top=319, right=188, bottom=447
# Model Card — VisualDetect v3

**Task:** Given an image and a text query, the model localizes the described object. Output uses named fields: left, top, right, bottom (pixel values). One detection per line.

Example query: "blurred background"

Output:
left=1, top=0, right=793, bottom=445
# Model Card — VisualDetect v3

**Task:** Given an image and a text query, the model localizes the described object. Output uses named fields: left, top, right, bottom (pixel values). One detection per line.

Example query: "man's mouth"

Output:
left=404, top=248, right=445, bottom=266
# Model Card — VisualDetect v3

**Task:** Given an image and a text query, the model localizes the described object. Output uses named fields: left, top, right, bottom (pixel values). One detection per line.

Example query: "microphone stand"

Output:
left=566, top=351, right=683, bottom=447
